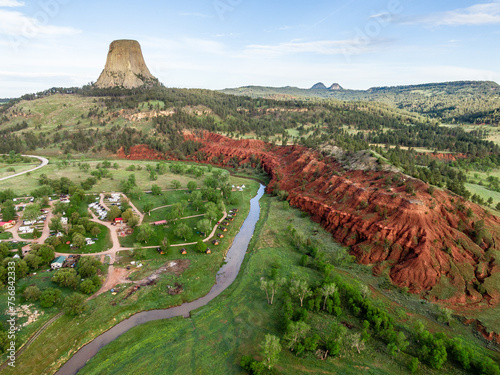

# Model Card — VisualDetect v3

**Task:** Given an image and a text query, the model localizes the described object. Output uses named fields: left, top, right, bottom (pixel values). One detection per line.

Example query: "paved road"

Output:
left=0, top=155, right=49, bottom=182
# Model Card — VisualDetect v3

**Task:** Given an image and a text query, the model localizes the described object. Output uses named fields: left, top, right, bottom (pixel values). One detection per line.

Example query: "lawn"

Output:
left=54, top=223, right=113, bottom=254
left=76, top=196, right=500, bottom=375
left=0, top=232, right=12, bottom=240
left=0, top=178, right=260, bottom=374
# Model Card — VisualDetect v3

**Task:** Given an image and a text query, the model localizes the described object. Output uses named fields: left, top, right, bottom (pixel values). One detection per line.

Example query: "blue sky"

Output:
left=0, top=0, right=499, bottom=97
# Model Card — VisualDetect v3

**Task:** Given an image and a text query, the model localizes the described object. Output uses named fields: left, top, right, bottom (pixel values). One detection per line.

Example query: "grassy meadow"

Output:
left=77, top=196, right=500, bottom=375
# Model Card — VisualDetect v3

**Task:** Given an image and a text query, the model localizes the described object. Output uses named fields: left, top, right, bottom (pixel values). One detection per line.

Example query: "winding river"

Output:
left=56, top=184, right=266, bottom=375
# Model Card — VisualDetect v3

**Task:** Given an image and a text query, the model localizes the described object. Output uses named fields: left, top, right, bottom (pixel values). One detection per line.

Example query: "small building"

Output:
left=212, top=240, right=220, bottom=246
left=60, top=217, right=68, bottom=225
left=114, top=218, right=123, bottom=224
left=153, top=220, right=167, bottom=226
left=219, top=226, right=228, bottom=232
left=180, top=248, right=187, bottom=255
left=51, top=256, right=67, bottom=269
left=205, top=248, right=212, bottom=254
left=0, top=220, right=16, bottom=230
left=217, top=233, right=224, bottom=238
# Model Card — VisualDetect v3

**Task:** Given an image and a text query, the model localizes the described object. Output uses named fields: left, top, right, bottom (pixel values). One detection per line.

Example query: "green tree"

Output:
left=260, top=278, right=285, bottom=305
left=127, top=216, right=140, bottom=228
left=136, top=224, right=154, bottom=243
left=90, top=226, right=101, bottom=237
left=122, top=208, right=135, bottom=222
left=80, top=279, right=97, bottom=294
left=192, top=199, right=204, bottom=212
left=408, top=357, right=419, bottom=373
left=197, top=219, right=212, bottom=234
left=261, top=334, right=281, bottom=370
left=52, top=268, right=79, bottom=289
left=290, top=279, right=312, bottom=307
left=174, top=222, right=192, bottom=242
left=487, top=197, right=494, bottom=207
left=205, top=207, right=219, bottom=226
left=34, top=244, right=55, bottom=264
left=23, top=285, right=41, bottom=301
left=40, top=288, right=62, bottom=308
left=22, top=203, right=41, bottom=222
left=129, top=186, right=144, bottom=201
left=195, top=240, right=207, bottom=253
left=151, top=184, right=162, bottom=195
left=187, top=181, right=197, bottom=192
left=49, top=216, right=64, bottom=233
left=143, top=202, right=154, bottom=216
left=1, top=200, right=16, bottom=221
left=72, top=233, right=86, bottom=248
left=321, top=283, right=337, bottom=310
left=284, top=321, right=310, bottom=351
left=78, top=257, right=100, bottom=278
left=171, top=180, right=181, bottom=189
left=106, top=206, right=122, bottom=221
left=24, top=254, right=42, bottom=270
left=63, top=293, right=86, bottom=315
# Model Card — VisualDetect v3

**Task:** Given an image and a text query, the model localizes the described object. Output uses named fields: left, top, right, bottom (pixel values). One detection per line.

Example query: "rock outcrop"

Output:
left=329, top=83, right=343, bottom=90
left=311, top=82, right=328, bottom=90
left=95, top=40, right=158, bottom=89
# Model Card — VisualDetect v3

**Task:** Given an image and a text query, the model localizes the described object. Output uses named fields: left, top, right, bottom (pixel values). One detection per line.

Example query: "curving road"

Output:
left=0, top=154, right=49, bottom=182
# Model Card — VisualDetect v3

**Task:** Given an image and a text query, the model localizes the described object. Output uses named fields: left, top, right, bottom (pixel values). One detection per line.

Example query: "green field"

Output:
left=0, top=159, right=223, bottom=196
left=78, top=196, right=500, bottom=375
left=465, top=183, right=500, bottom=207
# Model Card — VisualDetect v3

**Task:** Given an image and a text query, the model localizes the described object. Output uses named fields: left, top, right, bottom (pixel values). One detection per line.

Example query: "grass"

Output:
left=0, top=232, right=12, bottom=240
left=0, top=159, right=226, bottom=196
left=77, top=196, right=499, bottom=375
left=0, top=178, right=260, bottom=374
left=0, top=162, right=40, bottom=179
left=120, top=183, right=255, bottom=248
left=465, top=183, right=500, bottom=206
left=54, top=224, right=113, bottom=254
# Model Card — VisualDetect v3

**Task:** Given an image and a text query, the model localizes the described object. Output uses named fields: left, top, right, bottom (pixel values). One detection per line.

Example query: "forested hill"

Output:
left=222, top=81, right=500, bottom=125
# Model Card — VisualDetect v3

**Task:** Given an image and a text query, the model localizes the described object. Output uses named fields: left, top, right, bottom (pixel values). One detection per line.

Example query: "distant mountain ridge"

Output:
left=221, top=80, right=500, bottom=125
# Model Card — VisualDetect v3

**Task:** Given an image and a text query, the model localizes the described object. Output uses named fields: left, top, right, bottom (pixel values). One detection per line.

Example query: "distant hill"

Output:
left=311, top=82, right=327, bottom=90
left=311, top=82, right=343, bottom=90
left=222, top=81, right=500, bottom=125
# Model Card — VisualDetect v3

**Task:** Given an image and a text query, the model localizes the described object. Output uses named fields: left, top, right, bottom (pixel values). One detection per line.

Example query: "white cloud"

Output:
left=243, top=39, right=383, bottom=57
left=0, top=9, right=81, bottom=37
left=0, top=0, right=24, bottom=7
left=408, top=1, right=500, bottom=26
left=179, top=12, right=212, bottom=18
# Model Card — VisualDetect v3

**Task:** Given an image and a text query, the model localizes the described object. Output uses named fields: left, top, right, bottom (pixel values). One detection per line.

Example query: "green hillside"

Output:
left=222, top=81, right=500, bottom=125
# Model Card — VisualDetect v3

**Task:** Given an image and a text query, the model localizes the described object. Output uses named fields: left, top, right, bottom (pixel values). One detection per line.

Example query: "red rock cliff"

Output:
left=119, top=132, right=500, bottom=306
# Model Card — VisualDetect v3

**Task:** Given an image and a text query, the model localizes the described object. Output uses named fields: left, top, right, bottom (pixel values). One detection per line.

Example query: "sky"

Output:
left=0, top=0, right=500, bottom=97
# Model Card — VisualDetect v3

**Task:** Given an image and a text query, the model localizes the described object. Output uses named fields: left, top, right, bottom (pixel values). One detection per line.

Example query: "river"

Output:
left=55, top=184, right=266, bottom=375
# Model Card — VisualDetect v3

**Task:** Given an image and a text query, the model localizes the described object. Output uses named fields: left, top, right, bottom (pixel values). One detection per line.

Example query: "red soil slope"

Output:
left=118, top=132, right=500, bottom=308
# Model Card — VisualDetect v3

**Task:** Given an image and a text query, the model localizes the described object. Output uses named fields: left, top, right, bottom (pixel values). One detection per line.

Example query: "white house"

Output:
left=51, top=256, right=67, bottom=269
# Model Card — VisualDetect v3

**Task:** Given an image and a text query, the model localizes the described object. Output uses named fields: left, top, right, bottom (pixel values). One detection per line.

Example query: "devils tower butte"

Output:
left=95, top=40, right=158, bottom=89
